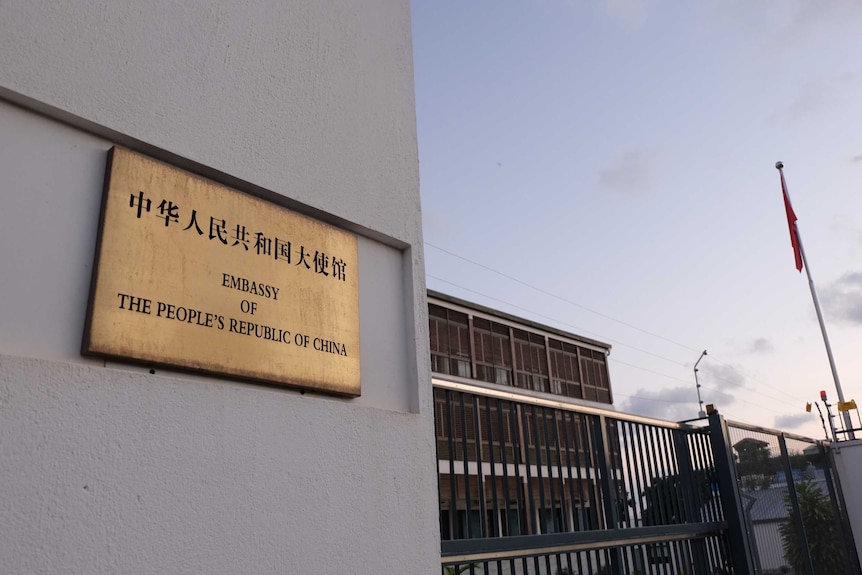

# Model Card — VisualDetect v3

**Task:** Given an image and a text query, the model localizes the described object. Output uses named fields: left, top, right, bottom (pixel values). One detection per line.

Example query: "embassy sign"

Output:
left=83, top=148, right=361, bottom=396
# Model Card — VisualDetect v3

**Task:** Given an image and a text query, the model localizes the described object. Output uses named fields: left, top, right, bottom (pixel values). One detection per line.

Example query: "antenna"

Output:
left=694, top=350, right=707, bottom=418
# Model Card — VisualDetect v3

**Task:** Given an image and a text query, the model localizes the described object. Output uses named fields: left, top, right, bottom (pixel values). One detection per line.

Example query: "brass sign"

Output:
left=83, top=148, right=360, bottom=396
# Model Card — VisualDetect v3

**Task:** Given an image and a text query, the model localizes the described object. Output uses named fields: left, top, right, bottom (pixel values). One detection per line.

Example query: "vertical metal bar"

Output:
left=541, top=406, right=560, bottom=532
left=620, top=421, right=640, bottom=528
left=652, top=426, right=675, bottom=523
left=566, top=413, right=587, bottom=575
left=637, top=423, right=670, bottom=574
left=633, top=423, right=654, bottom=524
left=467, top=315, right=477, bottom=379
left=707, top=411, right=756, bottom=575
left=659, top=428, right=684, bottom=523
left=778, top=433, right=815, bottom=575
left=483, top=396, right=499, bottom=537
left=578, top=416, right=597, bottom=575
left=608, top=421, right=627, bottom=525
left=691, top=432, right=715, bottom=522
left=644, top=425, right=669, bottom=528
left=471, top=394, right=487, bottom=537
left=580, top=414, right=601, bottom=530
left=560, top=411, right=580, bottom=532
left=660, top=427, right=684, bottom=525
left=445, top=389, right=457, bottom=540
left=594, top=414, right=624, bottom=574
left=458, top=392, right=474, bottom=539
left=495, top=398, right=512, bottom=536
left=548, top=410, right=569, bottom=531
left=530, top=404, right=549, bottom=533
left=699, top=431, right=723, bottom=522
left=628, top=423, right=647, bottom=528
left=569, top=413, right=588, bottom=526
left=519, top=404, right=538, bottom=535
left=673, top=428, right=710, bottom=575
left=509, top=402, right=526, bottom=536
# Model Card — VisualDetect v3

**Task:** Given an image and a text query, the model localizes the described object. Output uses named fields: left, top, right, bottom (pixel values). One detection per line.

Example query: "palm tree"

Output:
left=779, top=481, right=846, bottom=574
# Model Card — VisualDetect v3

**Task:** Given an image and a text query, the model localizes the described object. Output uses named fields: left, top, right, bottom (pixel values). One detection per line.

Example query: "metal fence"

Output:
left=724, top=421, right=860, bottom=575
left=434, top=380, right=733, bottom=574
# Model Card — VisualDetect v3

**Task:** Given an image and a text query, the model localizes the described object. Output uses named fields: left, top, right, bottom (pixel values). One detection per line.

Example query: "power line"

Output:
left=428, top=274, right=694, bottom=369
left=426, top=244, right=813, bottom=409
left=426, top=242, right=701, bottom=353
left=427, top=273, right=808, bottom=413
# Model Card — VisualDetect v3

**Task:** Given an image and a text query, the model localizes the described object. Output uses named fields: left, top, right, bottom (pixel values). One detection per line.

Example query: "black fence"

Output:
left=724, top=421, right=860, bottom=574
left=434, top=379, right=860, bottom=575
left=435, top=381, right=733, bottom=574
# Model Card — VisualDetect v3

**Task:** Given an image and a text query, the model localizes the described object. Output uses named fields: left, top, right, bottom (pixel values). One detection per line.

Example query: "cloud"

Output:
left=619, top=385, right=734, bottom=422
left=598, top=0, right=651, bottom=29
left=699, top=363, right=746, bottom=389
left=597, top=149, right=658, bottom=195
left=774, top=413, right=813, bottom=430
left=852, top=154, right=862, bottom=164
left=748, top=338, right=774, bottom=354
left=421, top=207, right=453, bottom=239
left=782, top=80, right=827, bottom=120
left=770, top=1, right=862, bottom=50
left=771, top=71, right=862, bottom=126
left=822, top=271, right=862, bottom=324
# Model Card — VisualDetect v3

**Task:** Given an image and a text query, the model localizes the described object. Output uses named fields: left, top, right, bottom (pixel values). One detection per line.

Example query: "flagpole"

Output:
left=776, top=161, right=855, bottom=439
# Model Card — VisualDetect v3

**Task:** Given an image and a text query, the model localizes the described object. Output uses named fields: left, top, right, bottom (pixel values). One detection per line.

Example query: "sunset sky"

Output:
left=412, top=0, right=862, bottom=439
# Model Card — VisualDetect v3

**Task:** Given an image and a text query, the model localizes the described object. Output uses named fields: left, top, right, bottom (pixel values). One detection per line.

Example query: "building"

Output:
left=429, top=290, right=613, bottom=405
left=428, top=291, right=617, bottom=544
left=0, top=2, right=438, bottom=573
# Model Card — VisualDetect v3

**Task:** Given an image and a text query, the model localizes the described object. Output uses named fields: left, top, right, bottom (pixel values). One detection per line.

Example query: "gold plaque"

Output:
left=83, top=148, right=360, bottom=396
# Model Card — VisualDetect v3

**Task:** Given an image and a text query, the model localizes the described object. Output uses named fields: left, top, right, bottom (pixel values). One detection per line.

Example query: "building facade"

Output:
left=429, top=291, right=613, bottom=405
left=428, top=291, right=617, bottom=545
left=0, top=2, right=438, bottom=573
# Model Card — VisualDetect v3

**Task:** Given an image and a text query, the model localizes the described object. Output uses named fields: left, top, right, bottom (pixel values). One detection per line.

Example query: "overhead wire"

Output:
left=426, top=242, right=811, bottom=408
left=426, top=242, right=701, bottom=352
left=426, top=267, right=809, bottom=414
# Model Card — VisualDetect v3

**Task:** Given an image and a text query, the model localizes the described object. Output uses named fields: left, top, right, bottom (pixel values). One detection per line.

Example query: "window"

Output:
left=549, top=339, right=582, bottom=399
left=429, top=304, right=471, bottom=378
left=513, top=329, right=549, bottom=393
left=579, top=348, right=611, bottom=404
left=473, top=317, right=513, bottom=386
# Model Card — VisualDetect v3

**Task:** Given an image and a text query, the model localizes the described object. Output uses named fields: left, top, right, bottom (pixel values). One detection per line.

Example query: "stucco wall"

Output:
left=0, top=1, right=436, bottom=573
left=832, top=441, right=862, bottom=562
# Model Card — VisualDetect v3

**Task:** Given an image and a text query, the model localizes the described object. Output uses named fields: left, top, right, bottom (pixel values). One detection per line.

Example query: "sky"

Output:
left=411, top=0, right=862, bottom=440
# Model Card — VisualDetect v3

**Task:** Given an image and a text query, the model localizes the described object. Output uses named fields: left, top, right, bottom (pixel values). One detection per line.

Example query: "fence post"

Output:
left=707, top=412, right=756, bottom=575
left=778, top=433, right=815, bottom=575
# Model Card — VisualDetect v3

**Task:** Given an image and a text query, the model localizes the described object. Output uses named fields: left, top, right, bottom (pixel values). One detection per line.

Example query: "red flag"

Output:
left=781, top=173, right=803, bottom=272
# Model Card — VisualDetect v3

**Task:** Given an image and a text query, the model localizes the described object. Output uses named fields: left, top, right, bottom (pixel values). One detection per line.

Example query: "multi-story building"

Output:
left=428, top=290, right=616, bottom=543
left=429, top=291, right=613, bottom=405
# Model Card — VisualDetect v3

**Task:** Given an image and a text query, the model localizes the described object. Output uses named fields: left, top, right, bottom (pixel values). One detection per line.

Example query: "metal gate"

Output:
left=434, top=379, right=860, bottom=575
left=714, top=417, right=861, bottom=574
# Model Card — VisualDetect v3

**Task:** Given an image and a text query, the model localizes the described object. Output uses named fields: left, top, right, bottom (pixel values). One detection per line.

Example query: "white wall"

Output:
left=832, top=440, right=862, bottom=562
left=0, top=1, right=437, bottom=573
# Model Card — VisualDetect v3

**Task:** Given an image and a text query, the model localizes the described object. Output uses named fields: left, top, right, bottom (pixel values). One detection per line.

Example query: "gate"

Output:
left=716, top=417, right=861, bottom=574
left=434, top=379, right=860, bottom=574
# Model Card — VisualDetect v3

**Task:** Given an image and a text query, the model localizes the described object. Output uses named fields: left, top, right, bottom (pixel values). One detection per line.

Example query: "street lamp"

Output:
left=694, top=350, right=707, bottom=418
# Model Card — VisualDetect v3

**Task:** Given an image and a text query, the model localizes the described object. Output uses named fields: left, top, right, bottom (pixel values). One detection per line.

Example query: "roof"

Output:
left=427, top=289, right=612, bottom=352
left=742, top=474, right=829, bottom=522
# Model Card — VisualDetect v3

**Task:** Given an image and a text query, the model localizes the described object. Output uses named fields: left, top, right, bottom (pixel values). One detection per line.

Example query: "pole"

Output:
left=776, top=162, right=855, bottom=439
left=814, top=402, right=829, bottom=442
left=694, top=350, right=707, bottom=418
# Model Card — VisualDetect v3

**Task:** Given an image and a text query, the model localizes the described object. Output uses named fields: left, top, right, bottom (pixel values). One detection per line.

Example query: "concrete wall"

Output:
left=0, top=1, right=438, bottom=573
left=832, top=440, right=862, bottom=562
